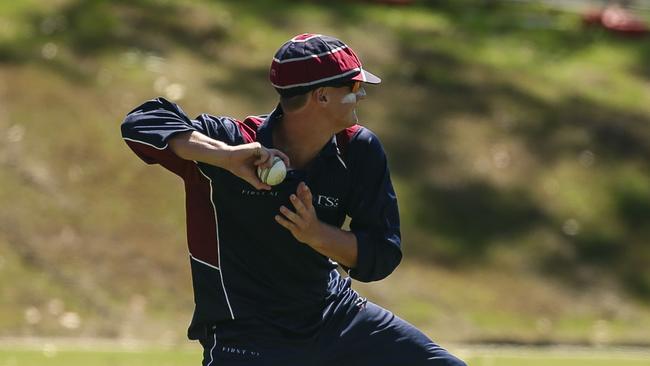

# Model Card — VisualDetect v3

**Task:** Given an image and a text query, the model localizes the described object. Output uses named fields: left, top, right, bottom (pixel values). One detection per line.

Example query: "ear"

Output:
left=314, top=87, right=329, bottom=105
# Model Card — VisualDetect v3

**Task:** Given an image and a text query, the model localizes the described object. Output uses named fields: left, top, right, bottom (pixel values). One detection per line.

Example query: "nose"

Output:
left=355, top=87, right=366, bottom=101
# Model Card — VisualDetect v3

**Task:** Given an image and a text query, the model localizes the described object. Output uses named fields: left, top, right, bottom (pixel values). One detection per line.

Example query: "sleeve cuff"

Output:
left=349, top=230, right=376, bottom=282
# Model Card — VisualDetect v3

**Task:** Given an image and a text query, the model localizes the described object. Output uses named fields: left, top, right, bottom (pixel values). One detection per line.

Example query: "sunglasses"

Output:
left=327, top=80, right=362, bottom=93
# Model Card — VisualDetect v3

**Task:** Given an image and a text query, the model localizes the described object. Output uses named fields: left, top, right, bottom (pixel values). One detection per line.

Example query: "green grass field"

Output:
left=0, top=348, right=199, bottom=366
left=1, top=345, right=650, bottom=366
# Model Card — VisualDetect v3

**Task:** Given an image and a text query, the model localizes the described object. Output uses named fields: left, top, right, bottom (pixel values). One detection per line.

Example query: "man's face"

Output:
left=324, top=81, right=366, bottom=128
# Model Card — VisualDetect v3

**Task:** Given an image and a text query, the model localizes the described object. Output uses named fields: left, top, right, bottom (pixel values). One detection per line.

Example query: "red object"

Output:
left=582, top=5, right=648, bottom=36
left=601, top=5, right=648, bottom=35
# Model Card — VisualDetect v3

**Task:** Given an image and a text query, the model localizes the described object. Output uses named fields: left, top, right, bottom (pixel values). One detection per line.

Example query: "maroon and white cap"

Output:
left=269, top=33, right=381, bottom=97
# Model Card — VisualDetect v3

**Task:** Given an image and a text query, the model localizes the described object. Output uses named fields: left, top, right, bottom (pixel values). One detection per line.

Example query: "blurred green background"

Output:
left=1, top=0, right=650, bottom=359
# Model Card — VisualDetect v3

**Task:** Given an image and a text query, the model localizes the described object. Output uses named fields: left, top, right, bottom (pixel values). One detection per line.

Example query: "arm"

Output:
left=275, top=130, right=402, bottom=280
left=122, top=97, right=289, bottom=188
left=168, top=130, right=289, bottom=191
left=168, top=130, right=231, bottom=167
left=345, top=129, right=402, bottom=282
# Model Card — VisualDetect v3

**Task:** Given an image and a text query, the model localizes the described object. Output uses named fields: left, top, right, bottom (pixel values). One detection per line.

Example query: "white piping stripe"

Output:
left=271, top=68, right=361, bottom=89
left=189, top=253, right=220, bottom=270
left=196, top=164, right=235, bottom=320
left=206, top=333, right=217, bottom=366
left=122, top=137, right=167, bottom=150
left=290, top=34, right=322, bottom=42
left=273, top=45, right=349, bottom=64
left=336, top=154, right=348, bottom=170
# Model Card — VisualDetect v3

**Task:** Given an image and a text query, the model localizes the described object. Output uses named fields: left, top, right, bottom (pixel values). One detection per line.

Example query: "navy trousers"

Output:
left=199, top=287, right=466, bottom=366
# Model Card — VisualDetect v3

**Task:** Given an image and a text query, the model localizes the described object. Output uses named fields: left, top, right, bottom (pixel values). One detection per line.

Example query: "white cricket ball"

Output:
left=257, top=156, right=287, bottom=186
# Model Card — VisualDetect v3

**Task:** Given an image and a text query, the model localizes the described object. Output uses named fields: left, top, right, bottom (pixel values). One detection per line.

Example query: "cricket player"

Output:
left=121, top=33, right=466, bottom=366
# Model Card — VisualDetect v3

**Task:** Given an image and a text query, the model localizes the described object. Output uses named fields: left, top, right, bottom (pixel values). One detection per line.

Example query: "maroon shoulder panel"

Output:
left=126, top=138, right=219, bottom=266
left=184, top=165, right=219, bottom=267
left=240, top=116, right=263, bottom=143
left=336, top=124, right=361, bottom=156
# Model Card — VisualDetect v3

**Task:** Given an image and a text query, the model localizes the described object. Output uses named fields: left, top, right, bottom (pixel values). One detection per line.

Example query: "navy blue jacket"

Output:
left=121, top=97, right=401, bottom=339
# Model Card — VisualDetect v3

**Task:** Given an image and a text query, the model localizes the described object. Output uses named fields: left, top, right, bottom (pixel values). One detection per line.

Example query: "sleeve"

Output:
left=120, top=97, right=240, bottom=177
left=346, top=129, right=402, bottom=282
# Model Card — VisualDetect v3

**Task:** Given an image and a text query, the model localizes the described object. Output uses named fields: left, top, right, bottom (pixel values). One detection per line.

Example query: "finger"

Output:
left=255, top=154, right=272, bottom=168
left=297, top=182, right=306, bottom=198
left=251, top=144, right=270, bottom=166
left=272, top=149, right=291, bottom=168
left=275, top=214, right=297, bottom=232
left=299, top=182, right=314, bottom=209
left=290, top=194, right=307, bottom=215
left=279, top=205, right=304, bottom=226
left=255, top=155, right=271, bottom=168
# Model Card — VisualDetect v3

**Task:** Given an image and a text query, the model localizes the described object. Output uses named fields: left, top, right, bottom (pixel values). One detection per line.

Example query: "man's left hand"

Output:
left=275, top=182, right=324, bottom=247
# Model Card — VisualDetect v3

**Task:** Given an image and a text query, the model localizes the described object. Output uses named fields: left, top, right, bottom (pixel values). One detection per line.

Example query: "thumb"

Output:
left=248, top=143, right=271, bottom=166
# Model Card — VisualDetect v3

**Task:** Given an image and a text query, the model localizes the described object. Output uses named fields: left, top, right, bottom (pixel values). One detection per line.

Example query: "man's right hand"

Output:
left=225, top=142, right=290, bottom=190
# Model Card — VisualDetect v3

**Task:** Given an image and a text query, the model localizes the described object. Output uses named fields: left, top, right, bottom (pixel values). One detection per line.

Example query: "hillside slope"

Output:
left=1, top=0, right=649, bottom=344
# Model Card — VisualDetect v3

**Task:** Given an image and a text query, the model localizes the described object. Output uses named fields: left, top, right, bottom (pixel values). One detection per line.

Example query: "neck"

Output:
left=274, top=109, right=334, bottom=170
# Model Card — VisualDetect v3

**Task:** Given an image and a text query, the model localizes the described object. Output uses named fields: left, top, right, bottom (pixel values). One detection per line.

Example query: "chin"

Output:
left=340, top=117, right=356, bottom=128
left=335, top=109, right=358, bottom=128
left=349, top=109, right=359, bottom=124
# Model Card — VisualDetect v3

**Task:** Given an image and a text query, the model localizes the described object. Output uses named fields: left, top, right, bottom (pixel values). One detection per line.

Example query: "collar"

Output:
left=257, top=104, right=341, bottom=158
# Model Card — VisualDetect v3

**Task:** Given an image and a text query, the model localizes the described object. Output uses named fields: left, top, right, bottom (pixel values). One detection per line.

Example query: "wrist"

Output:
left=308, top=221, right=330, bottom=250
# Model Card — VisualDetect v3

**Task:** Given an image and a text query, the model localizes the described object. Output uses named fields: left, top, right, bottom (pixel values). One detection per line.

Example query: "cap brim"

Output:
left=351, top=69, right=381, bottom=84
